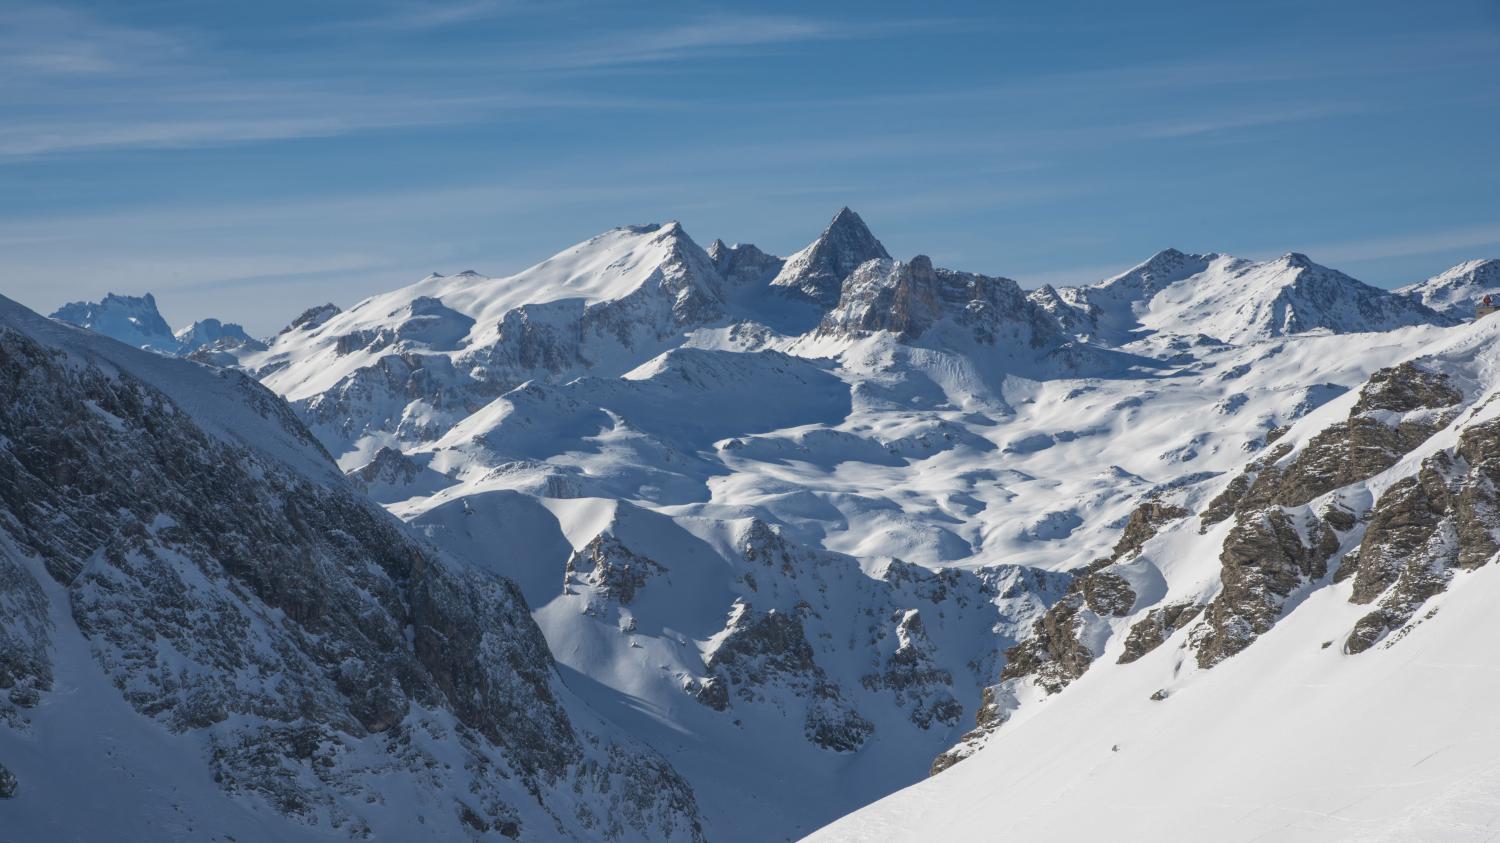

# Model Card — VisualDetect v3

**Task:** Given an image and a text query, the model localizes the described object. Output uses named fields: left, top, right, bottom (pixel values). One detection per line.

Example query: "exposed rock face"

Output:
left=1118, top=601, right=1204, bottom=664
left=175, top=318, right=264, bottom=354
left=565, top=533, right=666, bottom=607
left=1026, top=284, right=1097, bottom=338
left=818, top=256, right=1062, bottom=348
left=281, top=303, right=341, bottom=334
left=1341, top=418, right=1500, bottom=653
left=707, top=239, right=784, bottom=287
left=349, top=445, right=425, bottom=487
left=0, top=307, right=706, bottom=841
left=770, top=207, right=891, bottom=308
left=1203, top=363, right=1459, bottom=523
left=929, top=684, right=1006, bottom=775
left=1110, top=501, right=1190, bottom=561
left=932, top=497, right=1189, bottom=772
left=706, top=604, right=875, bottom=752
left=1189, top=363, right=1464, bottom=668
left=1348, top=461, right=1456, bottom=606
left=999, top=587, right=1093, bottom=695
left=1200, top=444, right=1291, bottom=529
left=1193, top=509, right=1341, bottom=668
left=860, top=610, right=963, bottom=730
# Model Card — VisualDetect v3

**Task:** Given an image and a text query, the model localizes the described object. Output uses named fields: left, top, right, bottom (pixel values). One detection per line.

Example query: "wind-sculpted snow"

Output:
left=0, top=294, right=705, bottom=842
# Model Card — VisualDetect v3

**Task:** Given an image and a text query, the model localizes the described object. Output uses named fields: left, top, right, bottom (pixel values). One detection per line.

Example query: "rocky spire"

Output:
left=770, top=207, right=891, bottom=308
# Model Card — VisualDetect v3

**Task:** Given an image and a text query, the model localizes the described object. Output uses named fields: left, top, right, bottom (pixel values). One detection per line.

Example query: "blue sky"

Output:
left=2, top=0, right=1498, bottom=335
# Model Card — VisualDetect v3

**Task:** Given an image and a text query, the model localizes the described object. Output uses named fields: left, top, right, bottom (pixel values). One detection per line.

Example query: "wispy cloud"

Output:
left=1133, top=103, right=1363, bottom=139
left=526, top=14, right=949, bottom=70
left=1296, top=223, right=1500, bottom=264
left=0, top=88, right=673, bottom=159
left=334, top=0, right=538, bottom=32
left=0, top=5, right=185, bottom=77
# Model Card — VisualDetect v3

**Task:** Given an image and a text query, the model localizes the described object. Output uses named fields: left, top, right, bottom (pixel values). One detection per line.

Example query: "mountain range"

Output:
left=9, top=208, right=1500, bottom=841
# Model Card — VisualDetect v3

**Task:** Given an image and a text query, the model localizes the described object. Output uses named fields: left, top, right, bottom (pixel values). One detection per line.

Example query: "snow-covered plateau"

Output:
left=9, top=208, right=1500, bottom=842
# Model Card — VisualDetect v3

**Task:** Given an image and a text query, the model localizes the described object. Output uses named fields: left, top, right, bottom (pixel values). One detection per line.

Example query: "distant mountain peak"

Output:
left=280, top=302, right=341, bottom=334
left=770, top=207, right=891, bottom=308
left=1397, top=257, right=1500, bottom=317
left=51, top=291, right=181, bottom=353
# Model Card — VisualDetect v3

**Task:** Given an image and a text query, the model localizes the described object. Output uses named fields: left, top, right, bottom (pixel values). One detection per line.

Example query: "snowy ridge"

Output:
left=8, top=207, right=1499, bottom=841
left=0, top=292, right=707, bottom=842
left=811, top=310, right=1500, bottom=842
left=1398, top=258, right=1500, bottom=317
left=1049, top=249, right=1451, bottom=344
left=50, top=291, right=183, bottom=354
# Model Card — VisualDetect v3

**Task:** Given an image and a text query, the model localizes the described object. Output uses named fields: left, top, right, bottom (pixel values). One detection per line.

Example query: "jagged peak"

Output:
left=1277, top=251, right=1315, bottom=270
left=821, top=207, right=885, bottom=251
left=281, top=302, right=340, bottom=334
left=1094, top=247, right=1215, bottom=295
left=769, top=208, right=891, bottom=307
left=906, top=254, right=936, bottom=273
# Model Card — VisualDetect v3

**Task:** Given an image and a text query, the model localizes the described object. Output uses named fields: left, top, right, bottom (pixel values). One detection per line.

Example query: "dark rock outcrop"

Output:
left=1193, top=509, right=1340, bottom=668
left=817, top=256, right=1062, bottom=349
left=566, top=534, right=665, bottom=608
left=1341, top=419, right=1500, bottom=653
left=0, top=308, right=706, bottom=841
left=770, top=207, right=891, bottom=308
left=860, top=610, right=963, bottom=730
left=706, top=605, right=874, bottom=752
left=1118, top=601, right=1203, bottom=664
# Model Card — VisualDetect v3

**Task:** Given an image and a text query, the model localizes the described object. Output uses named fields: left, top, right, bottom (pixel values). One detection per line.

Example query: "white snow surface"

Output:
left=811, top=310, right=1500, bottom=842
left=1398, top=258, right=1500, bottom=317
left=30, top=208, right=1498, bottom=842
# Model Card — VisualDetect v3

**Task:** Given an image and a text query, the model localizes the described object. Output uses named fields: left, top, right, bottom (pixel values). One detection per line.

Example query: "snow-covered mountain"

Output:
left=769, top=207, right=890, bottom=309
left=811, top=313, right=1500, bottom=842
left=49, top=292, right=267, bottom=360
left=176, top=317, right=265, bottom=354
left=10, top=207, right=1498, bottom=841
left=0, top=292, right=705, bottom=842
left=1398, top=258, right=1500, bottom=318
left=1040, top=248, right=1452, bottom=344
left=50, top=291, right=184, bottom=353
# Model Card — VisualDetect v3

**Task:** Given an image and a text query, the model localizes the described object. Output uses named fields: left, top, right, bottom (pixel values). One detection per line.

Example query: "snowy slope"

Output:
left=810, top=312, right=1500, bottom=842
left=236, top=221, right=730, bottom=469
left=39, top=207, right=1494, bottom=842
left=175, top=317, right=264, bottom=354
left=50, top=291, right=183, bottom=354
left=1398, top=258, right=1500, bottom=318
left=1051, top=249, right=1451, bottom=344
left=0, top=293, right=706, bottom=843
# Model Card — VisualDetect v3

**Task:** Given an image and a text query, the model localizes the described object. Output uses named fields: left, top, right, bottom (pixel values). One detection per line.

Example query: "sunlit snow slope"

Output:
left=45, top=207, right=1489, bottom=842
